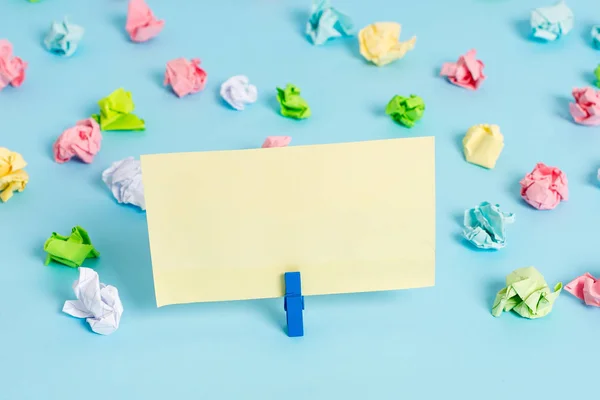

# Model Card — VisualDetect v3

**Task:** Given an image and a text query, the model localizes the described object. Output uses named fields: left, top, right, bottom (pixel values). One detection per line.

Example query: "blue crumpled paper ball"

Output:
left=43, top=18, right=85, bottom=57
left=530, top=1, right=574, bottom=41
left=306, top=0, right=354, bottom=45
left=463, top=202, right=515, bottom=250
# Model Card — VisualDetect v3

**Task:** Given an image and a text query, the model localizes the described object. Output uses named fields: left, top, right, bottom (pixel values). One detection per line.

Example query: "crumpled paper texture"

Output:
left=0, top=147, right=29, bottom=202
left=358, top=22, right=416, bottom=67
left=164, top=58, right=207, bottom=98
left=92, top=88, right=145, bottom=131
left=520, top=162, right=568, bottom=210
left=220, top=75, right=257, bottom=110
left=463, top=202, right=515, bottom=250
left=306, top=0, right=354, bottom=45
left=53, top=118, right=102, bottom=164
left=43, top=17, right=84, bottom=57
left=565, top=273, right=600, bottom=307
left=591, top=26, right=600, bottom=49
left=569, top=87, right=600, bottom=126
left=440, top=49, right=485, bottom=90
left=276, top=84, right=311, bottom=119
left=126, top=0, right=164, bottom=42
left=102, top=157, right=145, bottom=210
left=462, top=124, right=504, bottom=169
left=63, top=267, right=123, bottom=335
left=385, top=94, right=424, bottom=128
left=262, top=136, right=291, bottom=148
left=44, top=226, right=100, bottom=268
left=492, top=266, right=562, bottom=319
left=530, top=1, right=573, bottom=41
left=0, top=39, right=27, bottom=90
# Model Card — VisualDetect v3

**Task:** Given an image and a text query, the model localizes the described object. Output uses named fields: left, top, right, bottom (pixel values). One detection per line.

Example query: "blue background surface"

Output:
left=2, top=0, right=600, bottom=399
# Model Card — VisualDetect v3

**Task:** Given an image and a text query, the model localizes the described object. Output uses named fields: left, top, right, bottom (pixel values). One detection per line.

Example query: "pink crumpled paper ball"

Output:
left=262, top=136, right=291, bottom=148
left=0, top=39, right=27, bottom=90
left=569, top=87, right=600, bottom=126
left=125, top=0, right=164, bottom=43
left=519, top=162, right=568, bottom=210
left=164, top=58, right=207, bottom=98
left=53, top=118, right=102, bottom=164
left=565, top=273, right=600, bottom=307
left=440, top=49, right=485, bottom=90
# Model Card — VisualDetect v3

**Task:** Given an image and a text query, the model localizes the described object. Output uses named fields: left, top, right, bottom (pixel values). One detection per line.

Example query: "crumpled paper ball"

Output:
left=440, top=49, right=485, bottom=90
left=262, top=136, right=291, bottom=148
left=0, top=147, right=29, bottom=202
left=565, top=273, right=600, bottom=307
left=102, top=157, right=145, bottom=210
left=0, top=39, right=27, bottom=90
left=530, top=1, right=573, bottom=41
left=569, top=87, right=600, bottom=126
left=591, top=25, right=600, bottom=49
left=276, top=84, right=311, bottom=119
left=462, top=124, right=504, bottom=169
left=463, top=202, right=515, bottom=250
left=358, top=22, right=416, bottom=67
left=492, top=266, right=562, bottom=319
left=53, top=118, right=102, bottom=164
left=43, top=17, right=84, bottom=57
left=220, top=75, right=257, bottom=110
left=385, top=94, right=425, bottom=128
left=520, top=162, right=568, bottom=210
left=62, top=267, right=123, bottom=335
left=306, top=0, right=354, bottom=45
left=164, top=58, right=207, bottom=98
left=125, top=0, right=164, bottom=42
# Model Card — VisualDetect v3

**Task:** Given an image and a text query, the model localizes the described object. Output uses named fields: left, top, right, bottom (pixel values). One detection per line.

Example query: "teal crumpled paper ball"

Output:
left=463, top=202, right=515, bottom=250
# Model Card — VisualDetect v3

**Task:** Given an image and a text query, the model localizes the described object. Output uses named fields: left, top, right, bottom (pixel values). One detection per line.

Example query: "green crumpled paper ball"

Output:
left=595, top=64, right=600, bottom=88
left=44, top=226, right=100, bottom=268
left=276, top=84, right=311, bottom=119
left=385, top=94, right=425, bottom=128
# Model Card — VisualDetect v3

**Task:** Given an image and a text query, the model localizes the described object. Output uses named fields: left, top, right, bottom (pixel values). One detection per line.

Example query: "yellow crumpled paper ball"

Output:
left=462, top=124, right=504, bottom=169
left=358, top=22, right=416, bottom=67
left=0, top=147, right=29, bottom=202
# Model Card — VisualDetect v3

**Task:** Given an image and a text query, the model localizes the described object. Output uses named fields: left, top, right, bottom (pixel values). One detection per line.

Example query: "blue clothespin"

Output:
left=284, top=272, right=304, bottom=337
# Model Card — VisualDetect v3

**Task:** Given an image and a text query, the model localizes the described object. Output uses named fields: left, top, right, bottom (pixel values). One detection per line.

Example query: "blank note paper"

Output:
left=141, top=137, right=436, bottom=306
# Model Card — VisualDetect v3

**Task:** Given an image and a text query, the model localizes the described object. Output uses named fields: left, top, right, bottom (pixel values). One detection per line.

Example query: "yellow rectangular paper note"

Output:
left=141, top=137, right=435, bottom=307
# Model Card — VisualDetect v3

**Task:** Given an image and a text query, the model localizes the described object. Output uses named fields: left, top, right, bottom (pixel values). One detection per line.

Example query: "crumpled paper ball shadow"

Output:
left=358, top=22, right=415, bottom=67
left=306, top=0, right=354, bottom=45
left=492, top=266, right=562, bottom=319
left=463, top=202, right=514, bottom=250
left=0, top=147, right=29, bottom=203
left=276, top=84, right=311, bottom=119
